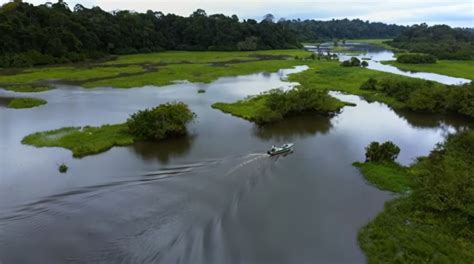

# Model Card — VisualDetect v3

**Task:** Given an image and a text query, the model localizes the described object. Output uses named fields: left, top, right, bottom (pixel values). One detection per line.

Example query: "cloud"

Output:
left=3, top=0, right=473, bottom=27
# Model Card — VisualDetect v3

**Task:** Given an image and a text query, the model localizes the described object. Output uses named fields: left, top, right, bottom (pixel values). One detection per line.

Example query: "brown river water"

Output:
left=0, top=62, right=472, bottom=263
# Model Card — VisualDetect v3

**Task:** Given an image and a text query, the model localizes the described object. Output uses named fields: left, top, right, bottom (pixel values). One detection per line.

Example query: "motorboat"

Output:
left=267, top=143, right=294, bottom=156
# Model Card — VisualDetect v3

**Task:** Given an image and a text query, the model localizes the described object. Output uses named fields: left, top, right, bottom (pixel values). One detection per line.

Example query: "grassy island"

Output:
left=354, top=131, right=474, bottom=263
left=3, top=84, right=54, bottom=93
left=22, top=102, right=195, bottom=157
left=212, top=87, right=348, bottom=124
left=7, top=97, right=47, bottom=109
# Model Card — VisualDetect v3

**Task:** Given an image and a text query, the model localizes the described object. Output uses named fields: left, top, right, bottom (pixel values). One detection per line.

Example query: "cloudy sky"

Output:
left=5, top=0, right=474, bottom=27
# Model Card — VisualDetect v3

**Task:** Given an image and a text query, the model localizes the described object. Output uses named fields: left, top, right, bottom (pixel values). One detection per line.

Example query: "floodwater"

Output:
left=0, top=63, right=472, bottom=263
left=305, top=42, right=471, bottom=85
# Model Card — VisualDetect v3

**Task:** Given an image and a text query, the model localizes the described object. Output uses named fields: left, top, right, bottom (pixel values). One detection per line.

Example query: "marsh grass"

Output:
left=382, top=60, right=474, bottom=80
left=0, top=50, right=312, bottom=89
left=212, top=87, right=348, bottom=124
left=22, top=124, right=134, bottom=157
left=7, top=97, right=47, bottom=108
left=353, top=162, right=411, bottom=193
left=4, top=84, right=54, bottom=93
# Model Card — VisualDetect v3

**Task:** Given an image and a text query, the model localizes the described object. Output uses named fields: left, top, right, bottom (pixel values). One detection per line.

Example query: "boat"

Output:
left=267, top=143, right=294, bottom=156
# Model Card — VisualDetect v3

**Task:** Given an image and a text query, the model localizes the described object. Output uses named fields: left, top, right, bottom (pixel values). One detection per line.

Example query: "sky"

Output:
left=4, top=0, right=474, bottom=27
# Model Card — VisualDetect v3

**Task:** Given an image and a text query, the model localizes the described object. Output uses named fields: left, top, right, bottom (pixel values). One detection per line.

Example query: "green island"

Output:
left=353, top=131, right=474, bottom=263
left=2, top=84, right=55, bottom=93
left=212, top=87, right=349, bottom=124
left=7, top=97, right=47, bottom=109
left=383, top=60, right=474, bottom=80
left=22, top=102, right=195, bottom=157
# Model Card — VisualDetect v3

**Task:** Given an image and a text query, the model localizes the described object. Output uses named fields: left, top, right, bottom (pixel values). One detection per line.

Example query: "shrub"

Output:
left=58, top=163, right=68, bottom=173
left=360, top=78, right=378, bottom=90
left=340, top=57, right=361, bottom=67
left=413, top=130, right=474, bottom=217
left=359, top=77, right=474, bottom=118
left=397, top=53, right=437, bottom=64
left=340, top=60, right=352, bottom=67
left=365, top=141, right=400, bottom=162
left=126, top=102, right=196, bottom=140
left=361, top=60, right=369, bottom=67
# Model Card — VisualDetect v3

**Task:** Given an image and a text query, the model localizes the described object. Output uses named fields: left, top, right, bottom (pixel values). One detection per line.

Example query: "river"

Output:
left=0, top=50, right=472, bottom=263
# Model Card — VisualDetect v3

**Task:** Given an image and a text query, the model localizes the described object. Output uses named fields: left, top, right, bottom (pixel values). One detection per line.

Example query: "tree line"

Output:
left=280, top=18, right=404, bottom=42
left=0, top=1, right=302, bottom=67
left=388, top=23, right=474, bottom=60
left=0, top=0, right=408, bottom=67
left=360, top=77, right=474, bottom=118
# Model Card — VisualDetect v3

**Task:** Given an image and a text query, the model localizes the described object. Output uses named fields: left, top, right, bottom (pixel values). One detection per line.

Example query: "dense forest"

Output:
left=389, top=24, right=474, bottom=60
left=281, top=19, right=403, bottom=41
left=0, top=0, right=406, bottom=67
left=0, top=1, right=302, bottom=67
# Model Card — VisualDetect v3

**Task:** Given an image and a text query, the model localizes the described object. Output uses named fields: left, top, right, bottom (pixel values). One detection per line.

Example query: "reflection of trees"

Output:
left=395, top=109, right=473, bottom=132
left=131, top=135, right=195, bottom=164
left=253, top=114, right=333, bottom=141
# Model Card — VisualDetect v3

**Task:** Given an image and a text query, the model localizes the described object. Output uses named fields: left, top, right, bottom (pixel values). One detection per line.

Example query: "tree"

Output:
left=262, top=13, right=274, bottom=23
left=361, top=60, right=368, bottom=67
left=365, top=141, right=400, bottom=162
left=127, top=102, right=196, bottom=140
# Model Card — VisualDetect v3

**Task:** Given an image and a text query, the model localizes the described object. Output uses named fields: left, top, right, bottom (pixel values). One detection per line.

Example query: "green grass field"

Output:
left=0, top=50, right=313, bottom=89
left=347, top=39, right=405, bottom=52
left=7, top=97, right=47, bottom=108
left=3, top=84, right=54, bottom=93
left=212, top=96, right=267, bottom=121
left=0, top=65, right=145, bottom=85
left=22, top=124, right=134, bottom=157
left=383, top=60, right=474, bottom=80
left=287, top=60, right=409, bottom=108
left=106, top=49, right=310, bottom=65
left=83, top=59, right=307, bottom=88
left=353, top=162, right=411, bottom=193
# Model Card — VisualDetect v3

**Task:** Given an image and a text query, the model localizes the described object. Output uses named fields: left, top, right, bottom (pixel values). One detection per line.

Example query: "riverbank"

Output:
left=382, top=60, right=474, bottom=81
left=354, top=131, right=474, bottom=263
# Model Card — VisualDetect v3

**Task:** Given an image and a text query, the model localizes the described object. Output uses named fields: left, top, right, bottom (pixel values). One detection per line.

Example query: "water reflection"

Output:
left=253, top=114, right=332, bottom=141
left=130, top=135, right=195, bottom=163
left=394, top=109, right=473, bottom=130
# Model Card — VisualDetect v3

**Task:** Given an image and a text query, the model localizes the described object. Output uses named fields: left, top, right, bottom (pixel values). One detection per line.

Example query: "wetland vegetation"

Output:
left=22, top=102, right=195, bottom=157
left=382, top=60, right=474, bottom=80
left=212, top=87, right=347, bottom=124
left=1, top=1, right=474, bottom=262
left=355, top=130, right=474, bottom=263
left=6, top=97, right=47, bottom=109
